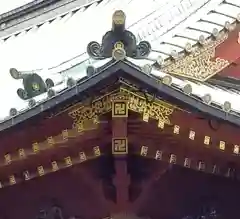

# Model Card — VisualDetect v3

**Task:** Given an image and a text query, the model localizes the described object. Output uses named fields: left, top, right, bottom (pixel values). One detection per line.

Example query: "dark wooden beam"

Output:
left=111, top=95, right=130, bottom=213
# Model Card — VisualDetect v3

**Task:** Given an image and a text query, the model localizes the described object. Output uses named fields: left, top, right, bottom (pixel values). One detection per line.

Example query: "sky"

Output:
left=0, top=0, right=33, bottom=14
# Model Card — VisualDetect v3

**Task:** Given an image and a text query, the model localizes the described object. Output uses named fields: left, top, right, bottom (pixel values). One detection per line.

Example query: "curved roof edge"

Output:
left=2, top=59, right=240, bottom=132
left=0, top=0, right=96, bottom=37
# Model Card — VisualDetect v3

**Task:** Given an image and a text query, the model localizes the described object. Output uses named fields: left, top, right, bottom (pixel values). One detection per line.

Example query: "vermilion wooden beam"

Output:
left=111, top=98, right=130, bottom=213
left=73, top=165, right=115, bottom=213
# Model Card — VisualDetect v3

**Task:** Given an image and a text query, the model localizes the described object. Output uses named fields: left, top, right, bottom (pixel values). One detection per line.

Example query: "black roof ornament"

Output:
left=87, top=10, right=151, bottom=61
left=10, top=68, right=47, bottom=100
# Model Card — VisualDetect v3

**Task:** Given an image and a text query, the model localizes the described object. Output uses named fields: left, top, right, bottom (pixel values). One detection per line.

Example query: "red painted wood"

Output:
left=111, top=117, right=130, bottom=213
left=215, top=27, right=240, bottom=78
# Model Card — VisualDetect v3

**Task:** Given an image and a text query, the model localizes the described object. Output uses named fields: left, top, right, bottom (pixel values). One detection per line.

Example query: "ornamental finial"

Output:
left=87, top=10, right=151, bottom=60
left=9, top=68, right=47, bottom=100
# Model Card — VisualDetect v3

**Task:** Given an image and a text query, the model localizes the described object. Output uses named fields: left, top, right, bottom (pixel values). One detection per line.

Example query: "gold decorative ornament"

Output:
left=233, top=145, right=239, bottom=154
left=155, top=150, right=162, bottom=160
left=79, top=152, right=87, bottom=162
left=93, top=146, right=101, bottom=157
left=198, top=161, right=205, bottom=171
left=158, top=120, right=165, bottom=129
left=47, top=136, right=55, bottom=146
left=23, top=171, right=30, bottom=180
left=219, top=141, right=225, bottom=150
left=112, top=41, right=126, bottom=61
left=68, top=88, right=175, bottom=128
left=170, top=154, right=176, bottom=164
left=0, top=148, right=103, bottom=188
left=184, top=158, right=191, bottom=168
left=4, top=154, right=11, bottom=165
left=18, top=148, right=26, bottom=158
left=32, top=82, right=40, bottom=91
left=37, top=166, right=45, bottom=176
left=140, top=146, right=148, bottom=156
left=32, top=142, right=39, bottom=153
left=62, top=129, right=69, bottom=140
left=51, top=161, right=59, bottom=171
left=112, top=93, right=128, bottom=117
left=189, top=130, right=195, bottom=140
left=160, top=32, right=229, bottom=81
left=9, top=175, right=16, bottom=185
left=173, top=125, right=180, bottom=134
left=204, top=136, right=210, bottom=145
left=112, top=138, right=128, bottom=155
left=64, top=156, right=72, bottom=167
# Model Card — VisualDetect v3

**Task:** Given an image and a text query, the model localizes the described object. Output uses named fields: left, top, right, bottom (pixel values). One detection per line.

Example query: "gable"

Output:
left=0, top=2, right=240, bottom=131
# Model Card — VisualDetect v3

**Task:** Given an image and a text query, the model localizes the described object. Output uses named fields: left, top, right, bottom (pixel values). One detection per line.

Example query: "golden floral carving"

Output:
left=161, top=33, right=230, bottom=81
left=68, top=88, right=175, bottom=128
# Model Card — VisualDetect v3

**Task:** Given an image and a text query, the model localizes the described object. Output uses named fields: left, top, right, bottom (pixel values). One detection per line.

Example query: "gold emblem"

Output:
left=9, top=175, right=16, bottom=185
left=112, top=101, right=128, bottom=117
left=170, top=154, right=176, bottom=164
left=142, top=111, right=149, bottom=122
left=155, top=150, right=162, bottom=160
left=198, top=161, right=205, bottom=171
left=23, top=171, right=30, bottom=180
left=37, top=166, right=45, bottom=176
left=189, top=130, right=195, bottom=140
left=158, top=120, right=165, bottom=129
left=32, top=142, right=39, bottom=153
left=219, top=141, right=225, bottom=150
left=173, top=125, right=180, bottom=134
left=233, top=145, right=239, bottom=154
left=62, top=130, right=69, bottom=141
left=140, top=146, right=148, bottom=156
left=47, top=136, right=55, bottom=146
left=4, top=154, right=11, bottom=165
left=184, top=158, right=191, bottom=168
left=79, top=152, right=87, bottom=162
left=93, top=146, right=101, bottom=157
left=112, top=138, right=128, bottom=155
left=204, top=136, right=210, bottom=145
left=51, top=161, right=59, bottom=171
left=64, top=156, right=72, bottom=166
left=18, top=148, right=26, bottom=158
left=32, top=82, right=40, bottom=91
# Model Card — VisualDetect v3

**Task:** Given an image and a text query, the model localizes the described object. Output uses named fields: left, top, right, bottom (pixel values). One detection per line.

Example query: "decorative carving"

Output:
left=112, top=94, right=128, bottom=117
left=68, top=88, right=175, bottom=128
left=9, top=68, right=47, bottom=100
left=160, top=32, right=229, bottom=81
left=87, top=10, right=151, bottom=60
left=112, top=138, right=128, bottom=155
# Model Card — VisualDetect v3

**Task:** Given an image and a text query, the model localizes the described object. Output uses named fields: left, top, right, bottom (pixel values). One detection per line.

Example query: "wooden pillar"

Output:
left=111, top=94, right=130, bottom=213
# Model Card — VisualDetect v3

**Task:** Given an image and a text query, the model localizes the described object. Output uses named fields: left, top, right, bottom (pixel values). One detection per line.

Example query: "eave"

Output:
left=2, top=60, right=240, bottom=133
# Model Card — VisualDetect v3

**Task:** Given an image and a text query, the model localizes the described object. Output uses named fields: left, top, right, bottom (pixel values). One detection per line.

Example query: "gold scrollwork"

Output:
left=161, top=33, right=230, bottom=81
left=68, top=88, right=175, bottom=128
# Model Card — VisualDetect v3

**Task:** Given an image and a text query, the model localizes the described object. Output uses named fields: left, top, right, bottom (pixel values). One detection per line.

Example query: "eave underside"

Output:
left=0, top=110, right=240, bottom=219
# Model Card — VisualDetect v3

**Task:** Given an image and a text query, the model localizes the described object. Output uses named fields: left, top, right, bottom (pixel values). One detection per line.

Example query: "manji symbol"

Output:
left=112, top=101, right=128, bottom=117
left=112, top=138, right=128, bottom=155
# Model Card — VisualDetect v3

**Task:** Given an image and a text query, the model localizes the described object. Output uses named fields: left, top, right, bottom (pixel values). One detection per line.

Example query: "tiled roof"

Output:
left=0, top=0, right=240, bottom=126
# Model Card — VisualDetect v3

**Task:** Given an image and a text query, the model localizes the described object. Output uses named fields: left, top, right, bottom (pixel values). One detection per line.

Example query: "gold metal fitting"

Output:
left=112, top=41, right=126, bottom=61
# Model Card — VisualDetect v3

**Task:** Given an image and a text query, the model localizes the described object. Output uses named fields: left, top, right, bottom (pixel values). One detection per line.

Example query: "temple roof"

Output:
left=0, top=0, right=240, bottom=129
